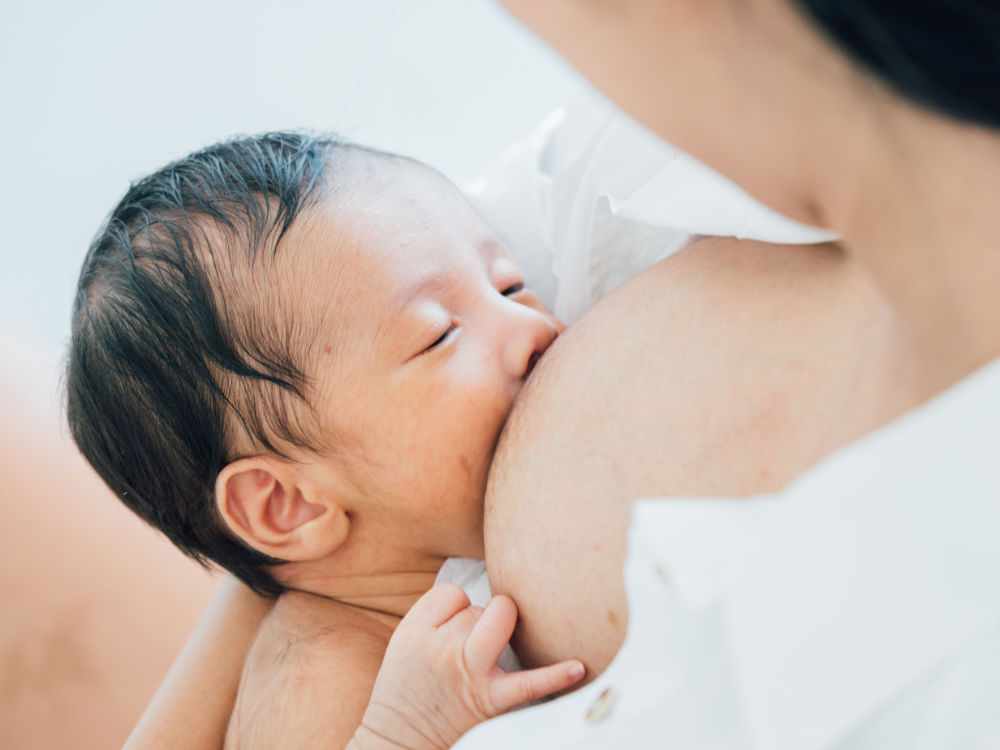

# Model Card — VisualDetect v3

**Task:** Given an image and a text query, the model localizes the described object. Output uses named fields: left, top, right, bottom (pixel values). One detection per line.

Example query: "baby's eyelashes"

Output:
left=424, top=324, right=457, bottom=353
left=500, top=282, right=524, bottom=296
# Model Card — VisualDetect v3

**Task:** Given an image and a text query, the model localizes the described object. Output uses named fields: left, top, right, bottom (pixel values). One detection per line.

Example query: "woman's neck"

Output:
left=823, top=104, right=1000, bottom=403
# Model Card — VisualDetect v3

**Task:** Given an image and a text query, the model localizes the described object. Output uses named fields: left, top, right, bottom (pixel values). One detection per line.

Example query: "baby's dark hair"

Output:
left=794, top=0, right=1000, bottom=129
left=67, top=131, right=370, bottom=595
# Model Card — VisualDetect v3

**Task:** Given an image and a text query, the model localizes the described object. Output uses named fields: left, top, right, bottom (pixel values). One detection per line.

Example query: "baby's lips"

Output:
left=525, top=351, right=541, bottom=378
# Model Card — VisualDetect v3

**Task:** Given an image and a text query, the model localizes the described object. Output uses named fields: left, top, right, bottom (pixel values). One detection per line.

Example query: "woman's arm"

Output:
left=1, top=345, right=225, bottom=750
left=124, top=576, right=273, bottom=750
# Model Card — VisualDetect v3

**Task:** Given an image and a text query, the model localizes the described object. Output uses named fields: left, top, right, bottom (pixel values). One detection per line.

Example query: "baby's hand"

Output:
left=348, top=584, right=585, bottom=750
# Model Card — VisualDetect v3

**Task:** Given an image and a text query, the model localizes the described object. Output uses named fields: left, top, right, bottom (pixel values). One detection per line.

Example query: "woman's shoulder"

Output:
left=597, top=236, right=850, bottom=326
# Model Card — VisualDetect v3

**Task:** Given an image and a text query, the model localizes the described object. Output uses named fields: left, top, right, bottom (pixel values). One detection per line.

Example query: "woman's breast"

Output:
left=483, top=237, right=877, bottom=677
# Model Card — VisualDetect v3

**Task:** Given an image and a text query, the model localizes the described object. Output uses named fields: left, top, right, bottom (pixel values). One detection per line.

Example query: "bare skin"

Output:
left=485, top=236, right=906, bottom=675
left=225, top=592, right=392, bottom=750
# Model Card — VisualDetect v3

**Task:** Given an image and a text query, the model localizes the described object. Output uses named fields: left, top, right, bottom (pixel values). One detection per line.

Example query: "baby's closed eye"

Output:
left=424, top=324, right=457, bottom=352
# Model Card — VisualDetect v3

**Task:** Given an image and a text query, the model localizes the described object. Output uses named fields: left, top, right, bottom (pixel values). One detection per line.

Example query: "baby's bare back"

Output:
left=225, top=591, right=393, bottom=750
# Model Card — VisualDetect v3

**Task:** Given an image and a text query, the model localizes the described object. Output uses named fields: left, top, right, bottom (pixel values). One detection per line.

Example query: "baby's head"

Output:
left=67, top=132, right=560, bottom=595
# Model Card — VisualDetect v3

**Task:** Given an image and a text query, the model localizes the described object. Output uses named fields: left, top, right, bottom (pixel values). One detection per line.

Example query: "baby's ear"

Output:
left=215, top=457, right=350, bottom=562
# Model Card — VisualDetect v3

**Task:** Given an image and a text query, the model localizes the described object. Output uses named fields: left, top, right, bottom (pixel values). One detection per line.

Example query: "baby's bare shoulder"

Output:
left=226, top=592, right=393, bottom=750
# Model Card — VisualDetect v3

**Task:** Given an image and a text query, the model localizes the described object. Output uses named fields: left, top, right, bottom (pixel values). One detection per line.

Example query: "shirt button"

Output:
left=654, top=563, right=671, bottom=586
left=585, top=687, right=617, bottom=725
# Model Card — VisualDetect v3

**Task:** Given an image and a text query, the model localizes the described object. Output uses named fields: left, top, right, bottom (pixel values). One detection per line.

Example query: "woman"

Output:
left=475, top=0, right=1000, bottom=746
left=131, top=0, right=1000, bottom=746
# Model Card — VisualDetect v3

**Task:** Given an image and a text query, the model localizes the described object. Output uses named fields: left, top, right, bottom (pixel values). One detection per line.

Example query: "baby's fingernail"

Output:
left=568, top=662, right=585, bottom=680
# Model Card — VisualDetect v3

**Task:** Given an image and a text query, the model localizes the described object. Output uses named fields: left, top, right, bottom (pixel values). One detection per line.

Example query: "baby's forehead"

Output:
left=292, top=160, right=498, bottom=276
left=270, top=160, right=499, bottom=343
left=329, top=159, right=490, bottom=243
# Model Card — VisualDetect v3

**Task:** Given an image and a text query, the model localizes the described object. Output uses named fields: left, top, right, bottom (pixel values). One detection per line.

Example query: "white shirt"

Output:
left=458, top=93, right=1000, bottom=748
left=456, top=355, right=1000, bottom=749
left=464, top=91, right=836, bottom=326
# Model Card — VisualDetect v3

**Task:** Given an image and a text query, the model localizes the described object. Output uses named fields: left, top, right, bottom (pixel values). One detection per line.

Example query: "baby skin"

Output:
left=228, top=587, right=582, bottom=749
left=220, top=155, right=578, bottom=747
left=348, top=585, right=584, bottom=750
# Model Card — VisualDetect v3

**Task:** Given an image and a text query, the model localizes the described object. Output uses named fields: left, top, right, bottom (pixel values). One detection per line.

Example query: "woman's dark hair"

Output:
left=67, top=131, right=357, bottom=595
left=793, top=1, right=1000, bottom=129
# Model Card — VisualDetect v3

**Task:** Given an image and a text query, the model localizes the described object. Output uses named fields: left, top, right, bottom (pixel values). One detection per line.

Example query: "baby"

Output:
left=66, top=132, right=582, bottom=747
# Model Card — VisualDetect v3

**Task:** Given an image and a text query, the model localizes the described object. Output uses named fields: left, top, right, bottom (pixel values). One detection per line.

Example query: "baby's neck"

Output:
left=278, top=561, right=446, bottom=622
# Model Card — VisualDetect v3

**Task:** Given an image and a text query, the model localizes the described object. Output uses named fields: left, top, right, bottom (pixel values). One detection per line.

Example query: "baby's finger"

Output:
left=463, top=596, right=518, bottom=676
left=489, top=660, right=586, bottom=712
left=403, top=583, right=472, bottom=628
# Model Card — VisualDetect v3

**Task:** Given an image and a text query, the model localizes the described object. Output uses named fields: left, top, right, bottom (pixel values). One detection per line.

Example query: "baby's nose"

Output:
left=505, top=310, right=560, bottom=382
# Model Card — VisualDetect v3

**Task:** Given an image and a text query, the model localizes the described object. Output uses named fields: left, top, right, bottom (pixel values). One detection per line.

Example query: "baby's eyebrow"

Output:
left=477, top=237, right=508, bottom=262
left=393, top=273, right=452, bottom=319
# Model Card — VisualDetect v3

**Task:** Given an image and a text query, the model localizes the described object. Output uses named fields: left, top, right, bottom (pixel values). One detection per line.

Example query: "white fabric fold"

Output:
left=465, top=92, right=838, bottom=325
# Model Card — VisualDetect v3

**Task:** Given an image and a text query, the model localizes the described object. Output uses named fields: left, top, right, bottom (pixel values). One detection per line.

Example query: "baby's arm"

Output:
left=348, top=584, right=585, bottom=750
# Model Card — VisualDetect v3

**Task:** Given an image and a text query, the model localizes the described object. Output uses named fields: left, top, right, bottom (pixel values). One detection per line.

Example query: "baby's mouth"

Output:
left=525, top=351, right=541, bottom=378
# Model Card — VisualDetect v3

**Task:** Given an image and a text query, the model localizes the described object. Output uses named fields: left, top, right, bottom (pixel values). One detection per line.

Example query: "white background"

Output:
left=0, top=0, right=582, bottom=376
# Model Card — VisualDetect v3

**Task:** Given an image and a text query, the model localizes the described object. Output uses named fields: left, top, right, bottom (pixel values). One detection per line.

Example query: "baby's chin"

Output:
left=449, top=499, right=487, bottom=560
left=450, top=469, right=489, bottom=559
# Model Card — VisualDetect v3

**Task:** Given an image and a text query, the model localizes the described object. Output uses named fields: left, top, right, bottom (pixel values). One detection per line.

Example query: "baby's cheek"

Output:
left=457, top=452, right=475, bottom=484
